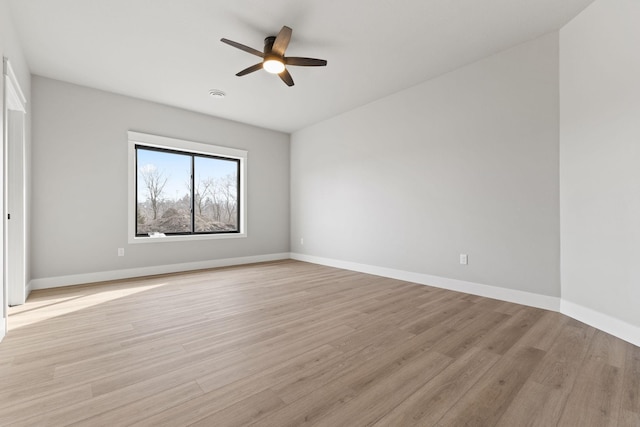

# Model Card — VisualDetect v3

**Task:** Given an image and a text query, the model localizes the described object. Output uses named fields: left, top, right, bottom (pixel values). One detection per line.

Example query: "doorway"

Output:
left=2, top=58, right=27, bottom=340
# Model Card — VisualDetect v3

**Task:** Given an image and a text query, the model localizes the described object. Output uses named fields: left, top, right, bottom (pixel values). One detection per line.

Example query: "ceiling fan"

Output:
left=221, top=26, right=327, bottom=87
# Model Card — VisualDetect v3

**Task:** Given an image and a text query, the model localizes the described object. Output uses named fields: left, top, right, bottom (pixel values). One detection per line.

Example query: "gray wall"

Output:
left=291, top=33, right=561, bottom=297
left=31, top=76, right=289, bottom=280
left=560, top=0, right=640, bottom=327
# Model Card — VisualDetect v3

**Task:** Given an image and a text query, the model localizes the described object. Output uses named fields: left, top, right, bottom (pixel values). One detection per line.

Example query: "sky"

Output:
left=137, top=148, right=238, bottom=202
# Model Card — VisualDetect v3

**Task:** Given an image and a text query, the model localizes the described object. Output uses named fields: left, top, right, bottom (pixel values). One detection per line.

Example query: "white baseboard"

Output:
left=561, top=300, right=640, bottom=348
left=30, top=253, right=290, bottom=290
left=26, top=281, right=32, bottom=299
left=290, top=253, right=561, bottom=312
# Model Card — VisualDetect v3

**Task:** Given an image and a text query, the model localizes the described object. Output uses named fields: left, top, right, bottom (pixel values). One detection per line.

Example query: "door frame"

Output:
left=2, top=57, right=27, bottom=339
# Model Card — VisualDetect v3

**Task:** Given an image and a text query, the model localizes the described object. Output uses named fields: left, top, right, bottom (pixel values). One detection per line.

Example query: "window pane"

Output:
left=137, top=148, right=192, bottom=235
left=194, top=156, right=239, bottom=232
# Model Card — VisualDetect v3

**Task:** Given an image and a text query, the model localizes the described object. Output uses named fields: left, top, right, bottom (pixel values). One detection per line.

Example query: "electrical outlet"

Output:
left=300, top=238, right=304, bottom=245
left=460, top=254, right=468, bottom=265
left=118, top=248, right=125, bottom=257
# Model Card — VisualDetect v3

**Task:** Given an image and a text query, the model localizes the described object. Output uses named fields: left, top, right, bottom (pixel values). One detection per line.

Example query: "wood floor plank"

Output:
left=435, top=345, right=546, bottom=426
left=587, top=329, right=628, bottom=368
left=622, top=345, right=640, bottom=413
left=402, top=299, right=474, bottom=335
left=620, top=409, right=640, bottom=427
left=558, top=359, right=623, bottom=426
left=133, top=344, right=343, bottom=427
left=248, top=377, right=358, bottom=427
left=69, top=381, right=203, bottom=426
left=326, top=322, right=414, bottom=355
left=268, top=319, right=426, bottom=405
left=53, top=342, right=186, bottom=380
left=496, top=324, right=595, bottom=426
left=514, top=310, right=571, bottom=351
left=495, top=380, right=561, bottom=427
left=16, top=364, right=210, bottom=426
left=0, top=260, right=637, bottom=426
left=0, top=384, right=92, bottom=425
left=187, top=389, right=285, bottom=427
left=336, top=334, right=453, bottom=396
left=0, top=344, right=188, bottom=411
left=313, top=350, right=452, bottom=426
left=479, top=306, right=546, bottom=355
left=531, top=324, right=594, bottom=387
left=431, top=310, right=509, bottom=358
left=373, top=346, right=500, bottom=426
left=439, top=305, right=488, bottom=331
left=88, top=345, right=247, bottom=398
left=196, top=324, right=354, bottom=393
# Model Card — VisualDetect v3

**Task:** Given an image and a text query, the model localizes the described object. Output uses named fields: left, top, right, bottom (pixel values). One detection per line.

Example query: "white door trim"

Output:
left=2, top=58, right=27, bottom=341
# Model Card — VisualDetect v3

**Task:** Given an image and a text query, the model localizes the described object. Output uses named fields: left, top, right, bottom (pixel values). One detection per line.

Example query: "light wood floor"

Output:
left=0, top=260, right=638, bottom=426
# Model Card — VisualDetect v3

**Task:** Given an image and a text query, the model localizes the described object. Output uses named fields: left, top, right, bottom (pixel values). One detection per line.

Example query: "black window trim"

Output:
left=135, top=144, right=241, bottom=237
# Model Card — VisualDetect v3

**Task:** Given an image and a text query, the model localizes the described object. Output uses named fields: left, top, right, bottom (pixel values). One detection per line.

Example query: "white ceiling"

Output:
left=8, top=0, right=594, bottom=133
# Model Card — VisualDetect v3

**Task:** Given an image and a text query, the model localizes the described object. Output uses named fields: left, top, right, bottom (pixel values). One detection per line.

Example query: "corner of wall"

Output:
left=561, top=299, right=640, bottom=347
left=558, top=0, right=640, bottom=347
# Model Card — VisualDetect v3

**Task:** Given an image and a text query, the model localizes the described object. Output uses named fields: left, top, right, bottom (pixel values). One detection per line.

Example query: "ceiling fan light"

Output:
left=263, top=59, right=285, bottom=74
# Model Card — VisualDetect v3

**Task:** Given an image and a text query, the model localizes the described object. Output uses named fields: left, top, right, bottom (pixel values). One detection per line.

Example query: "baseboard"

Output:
left=26, top=281, right=32, bottom=299
left=290, top=253, right=561, bottom=312
left=561, top=300, right=640, bottom=348
left=30, top=252, right=291, bottom=290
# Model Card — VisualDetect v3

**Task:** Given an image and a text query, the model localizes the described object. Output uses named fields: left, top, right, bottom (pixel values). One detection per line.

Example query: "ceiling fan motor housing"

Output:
left=263, top=36, right=280, bottom=61
left=264, top=36, right=276, bottom=53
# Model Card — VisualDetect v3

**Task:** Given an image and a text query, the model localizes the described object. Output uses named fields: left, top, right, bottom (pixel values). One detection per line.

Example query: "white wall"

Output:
left=30, top=76, right=289, bottom=284
left=291, top=33, right=560, bottom=299
left=560, top=0, right=640, bottom=330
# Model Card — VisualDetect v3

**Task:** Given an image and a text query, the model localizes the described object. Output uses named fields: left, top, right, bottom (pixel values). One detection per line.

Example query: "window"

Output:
left=128, top=132, right=247, bottom=243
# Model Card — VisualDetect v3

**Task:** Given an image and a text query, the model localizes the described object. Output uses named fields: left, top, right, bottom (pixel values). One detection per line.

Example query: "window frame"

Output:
left=128, top=131, right=247, bottom=244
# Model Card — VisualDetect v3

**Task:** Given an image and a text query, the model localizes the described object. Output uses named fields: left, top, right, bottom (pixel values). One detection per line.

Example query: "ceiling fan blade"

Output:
left=285, top=57, right=327, bottom=67
left=236, top=62, right=264, bottom=76
left=279, top=68, right=294, bottom=87
left=221, top=38, right=264, bottom=58
left=272, top=26, right=292, bottom=56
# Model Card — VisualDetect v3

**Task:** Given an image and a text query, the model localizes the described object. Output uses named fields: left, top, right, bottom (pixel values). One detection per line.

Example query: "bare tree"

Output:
left=220, top=174, right=238, bottom=224
left=194, top=177, right=214, bottom=215
left=209, top=179, right=222, bottom=221
left=139, top=165, right=168, bottom=220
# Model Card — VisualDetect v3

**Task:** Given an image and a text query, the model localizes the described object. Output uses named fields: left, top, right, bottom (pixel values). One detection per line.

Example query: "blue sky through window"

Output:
left=137, top=148, right=238, bottom=202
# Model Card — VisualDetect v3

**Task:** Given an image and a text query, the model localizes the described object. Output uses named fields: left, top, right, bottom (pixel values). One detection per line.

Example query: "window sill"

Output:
left=128, top=232, right=246, bottom=244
